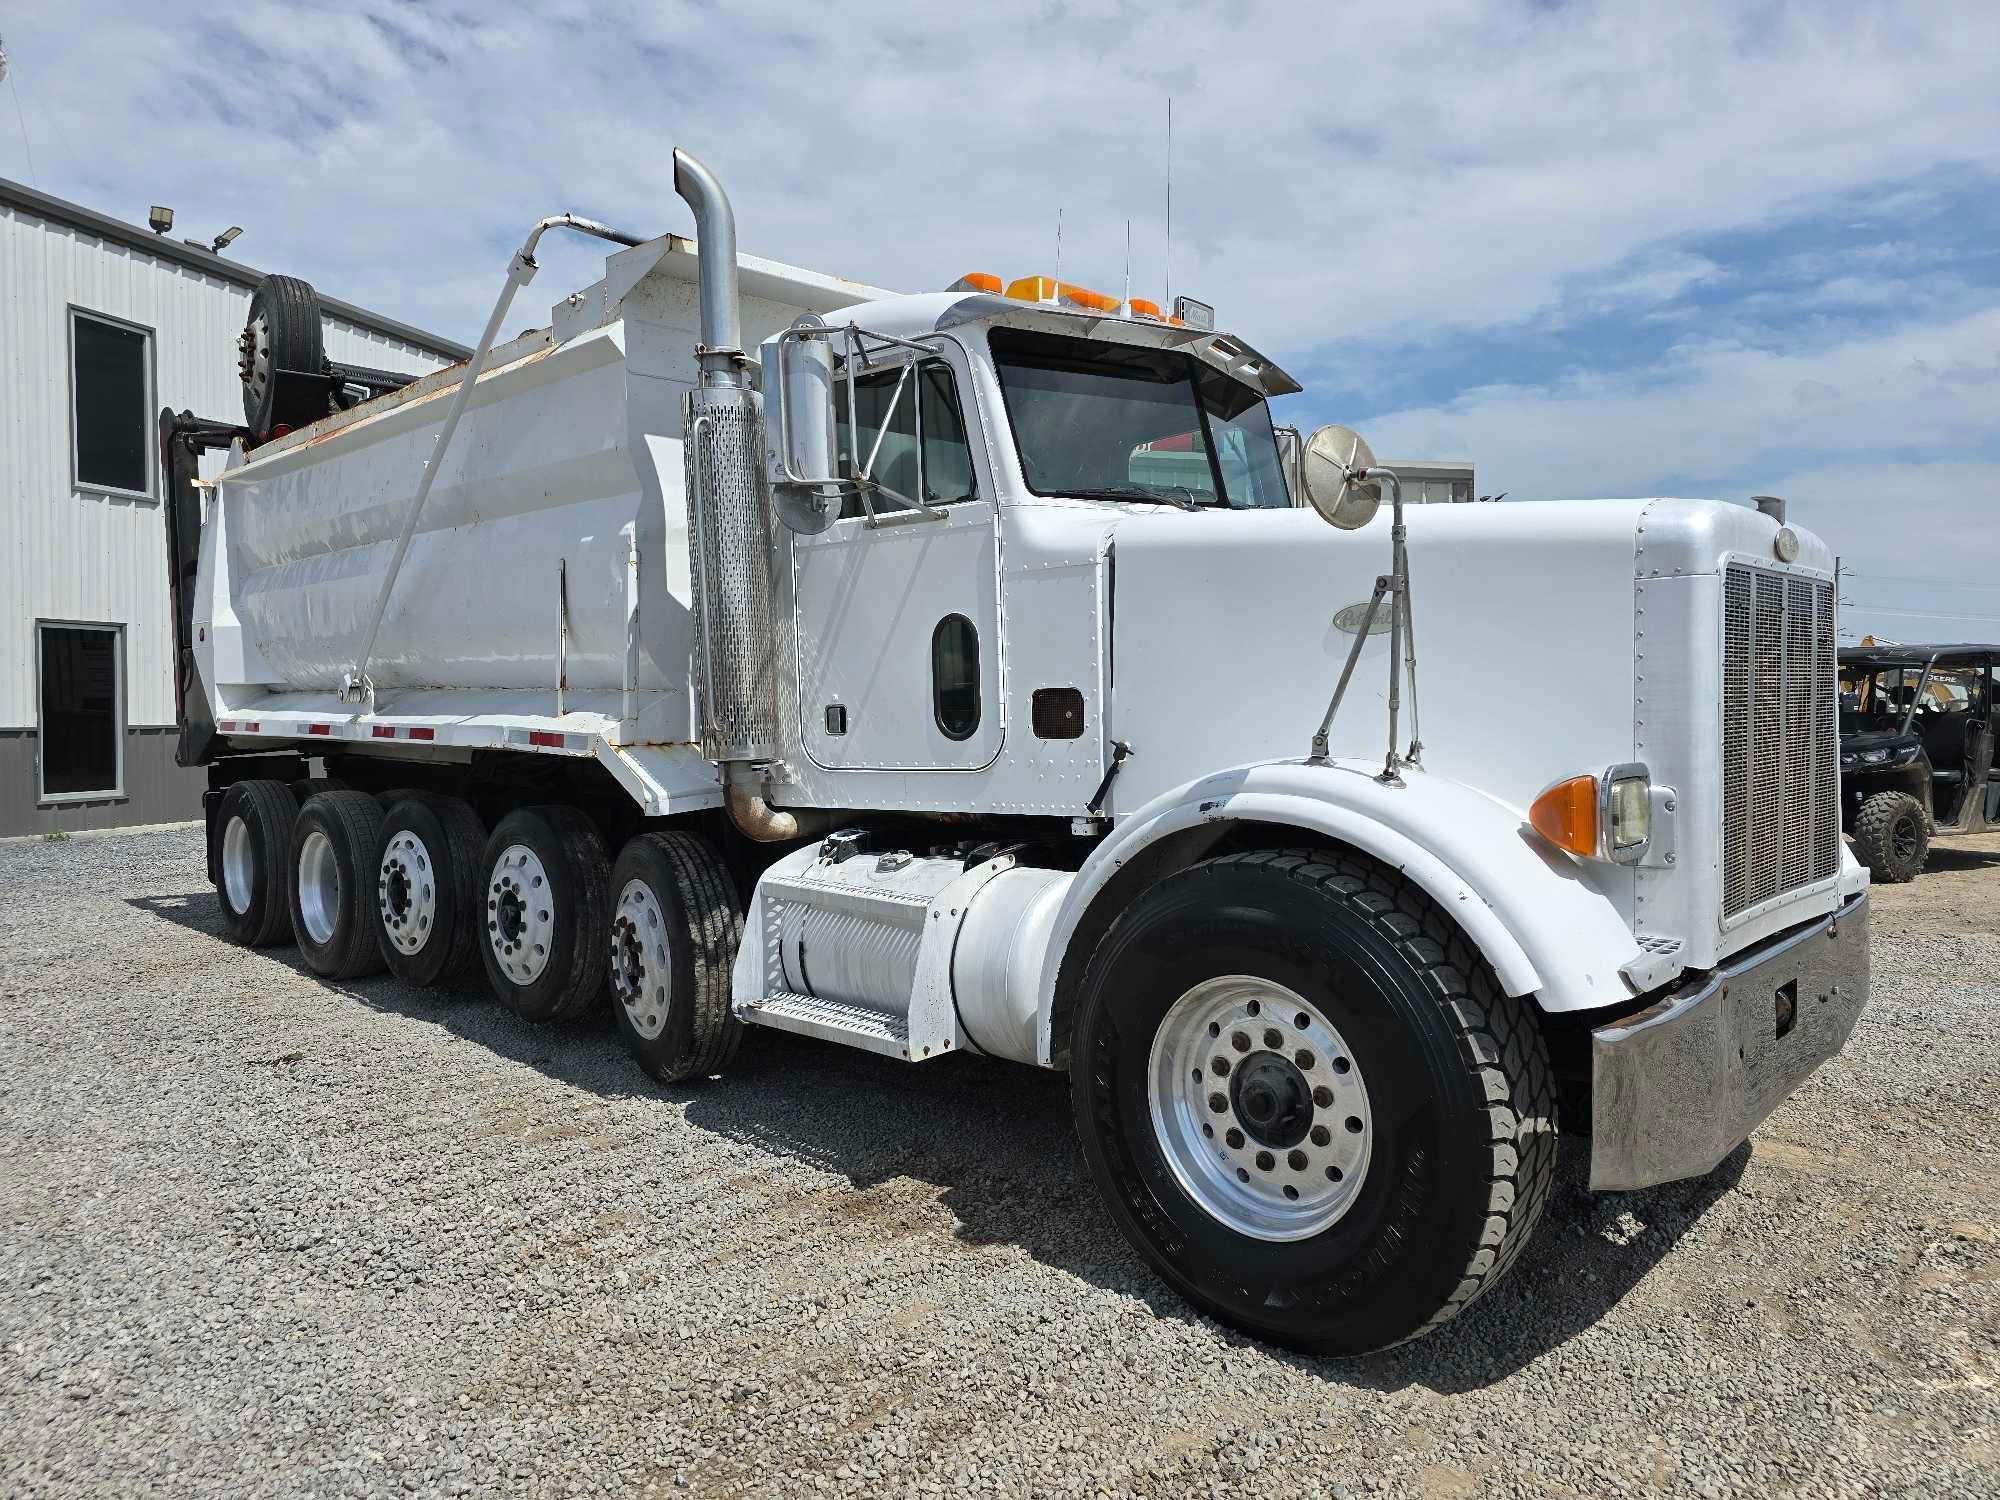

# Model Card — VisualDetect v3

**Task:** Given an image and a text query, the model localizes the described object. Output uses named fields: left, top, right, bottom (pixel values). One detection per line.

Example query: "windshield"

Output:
left=989, top=327, right=1291, bottom=508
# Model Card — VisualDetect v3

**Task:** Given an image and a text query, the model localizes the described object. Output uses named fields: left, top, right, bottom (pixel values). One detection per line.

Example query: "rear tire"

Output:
left=214, top=779, right=298, bottom=947
left=607, top=832, right=744, bottom=1082
left=1070, top=847, right=1557, bottom=1355
left=477, top=807, right=610, bottom=1023
left=374, top=794, right=485, bottom=987
left=1853, top=790, right=1928, bottom=882
left=287, top=791, right=389, bottom=979
left=241, top=274, right=326, bottom=440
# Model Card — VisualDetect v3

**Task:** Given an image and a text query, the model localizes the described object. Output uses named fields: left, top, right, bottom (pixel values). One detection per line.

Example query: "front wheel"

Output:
left=1852, top=789, right=1928, bottom=883
left=1070, top=848, right=1557, bottom=1355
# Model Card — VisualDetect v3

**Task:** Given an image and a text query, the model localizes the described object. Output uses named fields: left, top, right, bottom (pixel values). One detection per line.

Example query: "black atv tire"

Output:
left=242, top=274, right=327, bottom=440
left=1852, top=790, right=1928, bottom=883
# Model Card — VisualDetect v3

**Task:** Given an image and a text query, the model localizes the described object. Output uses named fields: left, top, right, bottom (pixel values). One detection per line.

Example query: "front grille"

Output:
left=1721, top=565, right=1840, bottom=919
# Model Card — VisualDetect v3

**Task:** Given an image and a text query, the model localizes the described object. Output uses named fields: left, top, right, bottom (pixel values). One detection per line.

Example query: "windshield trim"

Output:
left=987, top=327, right=1277, bottom=509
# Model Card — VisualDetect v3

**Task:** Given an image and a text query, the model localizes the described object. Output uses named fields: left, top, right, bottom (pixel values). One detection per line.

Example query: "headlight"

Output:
left=1529, top=764, right=1651, bottom=863
left=1605, top=770, right=1651, bottom=857
left=1860, top=747, right=1889, bottom=765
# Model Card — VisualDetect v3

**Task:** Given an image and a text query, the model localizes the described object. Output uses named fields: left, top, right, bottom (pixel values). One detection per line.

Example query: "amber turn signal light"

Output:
left=1529, top=775, right=1599, bottom=858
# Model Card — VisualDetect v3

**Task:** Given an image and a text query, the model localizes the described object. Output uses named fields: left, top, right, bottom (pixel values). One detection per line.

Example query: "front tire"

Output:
left=477, top=807, right=609, bottom=1023
left=1070, top=848, right=1557, bottom=1355
left=1852, top=789, right=1928, bottom=882
left=606, top=832, right=744, bottom=1082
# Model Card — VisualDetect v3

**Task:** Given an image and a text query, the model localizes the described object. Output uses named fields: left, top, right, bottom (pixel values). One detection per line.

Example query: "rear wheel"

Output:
left=1853, top=790, right=1928, bottom=882
left=607, top=832, right=744, bottom=1082
left=477, top=807, right=610, bottom=1023
left=374, top=794, right=485, bottom=986
left=1070, top=848, right=1557, bottom=1355
left=288, top=791, right=389, bottom=979
left=214, top=779, right=297, bottom=947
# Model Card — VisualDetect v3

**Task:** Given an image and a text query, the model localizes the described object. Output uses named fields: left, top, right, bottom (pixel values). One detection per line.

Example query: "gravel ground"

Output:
left=2, top=825, right=1996, bottom=1499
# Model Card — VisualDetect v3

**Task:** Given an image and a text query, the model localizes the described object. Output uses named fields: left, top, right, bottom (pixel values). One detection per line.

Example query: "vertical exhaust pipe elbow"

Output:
left=725, top=772, right=834, bottom=843
left=671, top=148, right=744, bottom=388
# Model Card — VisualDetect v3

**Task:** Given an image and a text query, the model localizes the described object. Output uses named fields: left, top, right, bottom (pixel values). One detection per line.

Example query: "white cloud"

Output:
left=4, top=1, right=1995, bottom=638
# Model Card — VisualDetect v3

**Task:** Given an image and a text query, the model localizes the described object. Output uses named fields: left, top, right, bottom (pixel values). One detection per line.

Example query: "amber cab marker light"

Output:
left=1530, top=774, right=1599, bottom=858
left=950, top=272, right=1003, bottom=294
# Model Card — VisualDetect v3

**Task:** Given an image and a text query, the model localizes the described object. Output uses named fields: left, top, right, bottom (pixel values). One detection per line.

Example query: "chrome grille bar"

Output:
left=1722, top=565, right=1839, bottom=919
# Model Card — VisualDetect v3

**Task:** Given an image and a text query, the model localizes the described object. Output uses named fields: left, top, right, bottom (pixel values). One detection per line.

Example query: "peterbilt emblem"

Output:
left=1773, top=526, right=1800, bottom=563
left=1333, top=602, right=1392, bottom=636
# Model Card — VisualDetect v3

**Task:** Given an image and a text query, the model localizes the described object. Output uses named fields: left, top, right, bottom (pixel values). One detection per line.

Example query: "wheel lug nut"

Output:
left=1288, top=1149, right=1308, bottom=1171
left=1295, top=1049, right=1316, bottom=1070
left=1208, top=1092, right=1228, bottom=1113
left=1231, top=1032, right=1250, bottom=1053
left=1254, top=1151, right=1274, bottom=1172
left=1263, top=1028, right=1282, bottom=1049
left=1313, top=1086, right=1334, bottom=1108
left=1225, top=1128, right=1244, bottom=1150
left=1310, top=1125, right=1331, bottom=1147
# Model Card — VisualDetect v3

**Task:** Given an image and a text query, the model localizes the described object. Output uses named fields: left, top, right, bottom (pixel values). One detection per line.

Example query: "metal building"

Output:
left=1, top=177, right=469, bottom=837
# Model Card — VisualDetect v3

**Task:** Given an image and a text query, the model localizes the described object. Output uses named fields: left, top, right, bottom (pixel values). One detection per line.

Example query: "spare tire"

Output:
left=240, top=275, right=327, bottom=440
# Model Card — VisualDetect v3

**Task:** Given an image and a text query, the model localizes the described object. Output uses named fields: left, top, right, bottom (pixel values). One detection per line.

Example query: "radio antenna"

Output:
left=1164, top=96, right=1173, bottom=307
left=1054, top=205, right=1064, bottom=290
left=1124, top=218, right=1131, bottom=307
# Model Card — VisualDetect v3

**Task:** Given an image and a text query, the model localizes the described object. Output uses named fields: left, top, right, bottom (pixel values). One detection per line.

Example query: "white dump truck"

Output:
left=159, top=150, right=1869, bottom=1354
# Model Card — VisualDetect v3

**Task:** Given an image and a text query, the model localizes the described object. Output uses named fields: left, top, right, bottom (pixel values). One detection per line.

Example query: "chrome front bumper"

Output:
left=1588, top=891, right=1870, bottom=1191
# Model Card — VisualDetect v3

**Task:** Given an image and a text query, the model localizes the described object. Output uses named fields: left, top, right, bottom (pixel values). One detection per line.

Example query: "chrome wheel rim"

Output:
left=487, top=844, right=554, bottom=985
left=221, top=814, right=255, bottom=914
left=378, top=829, right=438, bottom=957
left=609, top=878, right=671, bottom=1040
left=1147, top=975, right=1373, bottom=1242
left=296, top=829, right=341, bottom=946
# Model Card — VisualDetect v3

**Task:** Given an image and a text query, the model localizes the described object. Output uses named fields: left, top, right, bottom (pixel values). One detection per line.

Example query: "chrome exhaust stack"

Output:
left=672, top=149, right=828, bottom=841
left=672, top=149, right=745, bottom=394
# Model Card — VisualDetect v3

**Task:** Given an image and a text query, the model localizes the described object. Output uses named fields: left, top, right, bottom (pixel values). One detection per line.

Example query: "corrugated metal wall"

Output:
left=1, top=200, right=454, bottom=731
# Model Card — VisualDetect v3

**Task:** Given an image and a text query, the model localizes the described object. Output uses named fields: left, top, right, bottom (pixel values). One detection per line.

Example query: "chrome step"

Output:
left=743, top=990, right=942, bottom=1060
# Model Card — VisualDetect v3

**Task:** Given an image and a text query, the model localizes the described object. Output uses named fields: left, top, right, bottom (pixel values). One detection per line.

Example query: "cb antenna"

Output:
left=1164, top=96, right=1173, bottom=307
left=1054, top=205, right=1064, bottom=290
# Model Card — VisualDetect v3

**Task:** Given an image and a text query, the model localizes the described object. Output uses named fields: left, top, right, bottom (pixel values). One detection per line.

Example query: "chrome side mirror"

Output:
left=1301, top=424, right=1381, bottom=530
left=763, top=320, right=839, bottom=534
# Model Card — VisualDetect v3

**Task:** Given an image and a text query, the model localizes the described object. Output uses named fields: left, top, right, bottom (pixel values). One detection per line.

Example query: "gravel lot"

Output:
left=3, top=825, right=1996, bottom=1499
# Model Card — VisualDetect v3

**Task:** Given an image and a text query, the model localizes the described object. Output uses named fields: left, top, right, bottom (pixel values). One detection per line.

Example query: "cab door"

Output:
left=791, top=345, right=1002, bottom=771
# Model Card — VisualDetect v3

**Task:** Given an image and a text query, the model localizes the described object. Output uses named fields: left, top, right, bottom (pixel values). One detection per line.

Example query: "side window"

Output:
left=832, top=359, right=975, bottom=519
left=932, top=615, right=980, bottom=740
left=71, top=310, right=153, bottom=496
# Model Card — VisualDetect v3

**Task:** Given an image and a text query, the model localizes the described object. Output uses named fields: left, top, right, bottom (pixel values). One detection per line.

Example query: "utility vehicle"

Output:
left=1838, top=644, right=1997, bottom=880
left=157, top=150, right=1870, bottom=1354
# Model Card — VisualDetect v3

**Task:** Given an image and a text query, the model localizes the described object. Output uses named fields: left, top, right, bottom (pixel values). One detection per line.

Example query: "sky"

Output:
left=5, top=0, right=1996, bottom=643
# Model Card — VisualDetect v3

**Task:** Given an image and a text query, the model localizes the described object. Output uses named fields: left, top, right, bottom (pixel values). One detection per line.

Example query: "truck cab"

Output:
left=172, top=148, right=1871, bottom=1356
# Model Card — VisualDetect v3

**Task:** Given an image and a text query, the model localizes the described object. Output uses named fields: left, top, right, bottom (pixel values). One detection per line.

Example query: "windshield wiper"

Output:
left=1068, top=484, right=1204, bottom=512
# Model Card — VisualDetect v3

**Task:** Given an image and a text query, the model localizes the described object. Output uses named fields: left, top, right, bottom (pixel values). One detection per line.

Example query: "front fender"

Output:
left=1036, top=759, right=1642, bottom=1065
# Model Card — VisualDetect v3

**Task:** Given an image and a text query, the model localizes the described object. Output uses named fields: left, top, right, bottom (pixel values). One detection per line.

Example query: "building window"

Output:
left=38, top=623, right=124, bottom=800
left=71, top=310, right=153, bottom=496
